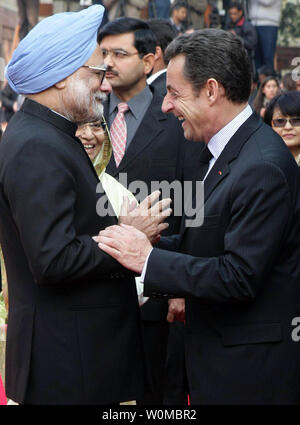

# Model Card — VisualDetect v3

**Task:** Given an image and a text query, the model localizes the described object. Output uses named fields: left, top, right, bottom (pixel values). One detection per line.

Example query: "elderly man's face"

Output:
left=61, top=46, right=111, bottom=124
left=162, top=55, right=211, bottom=142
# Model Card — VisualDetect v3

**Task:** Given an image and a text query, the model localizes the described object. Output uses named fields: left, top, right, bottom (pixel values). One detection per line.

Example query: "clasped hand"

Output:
left=119, top=190, right=172, bottom=244
left=93, top=191, right=172, bottom=273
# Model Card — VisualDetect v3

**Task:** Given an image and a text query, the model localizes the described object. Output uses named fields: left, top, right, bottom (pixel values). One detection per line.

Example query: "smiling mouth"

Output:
left=83, top=143, right=96, bottom=152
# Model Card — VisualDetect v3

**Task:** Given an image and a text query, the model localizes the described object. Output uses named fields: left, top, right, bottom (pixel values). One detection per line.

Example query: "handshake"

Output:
left=93, top=190, right=186, bottom=323
left=93, top=190, right=172, bottom=273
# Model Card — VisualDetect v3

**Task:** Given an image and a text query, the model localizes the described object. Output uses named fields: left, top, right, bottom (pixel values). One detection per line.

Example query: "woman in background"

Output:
left=76, top=117, right=137, bottom=216
left=280, top=72, right=297, bottom=92
left=253, top=75, right=280, bottom=118
left=264, top=91, right=300, bottom=166
left=76, top=118, right=147, bottom=310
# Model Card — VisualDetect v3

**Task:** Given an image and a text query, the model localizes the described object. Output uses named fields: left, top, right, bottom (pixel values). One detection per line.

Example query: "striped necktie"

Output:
left=110, top=102, right=129, bottom=167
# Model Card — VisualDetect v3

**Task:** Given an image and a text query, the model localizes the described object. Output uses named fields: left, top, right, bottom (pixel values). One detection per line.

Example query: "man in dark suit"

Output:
left=0, top=6, right=170, bottom=405
left=98, top=17, right=199, bottom=404
left=147, top=18, right=178, bottom=97
left=96, top=29, right=300, bottom=404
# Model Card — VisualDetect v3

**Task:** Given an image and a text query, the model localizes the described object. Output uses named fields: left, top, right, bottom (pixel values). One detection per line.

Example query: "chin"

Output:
left=185, top=131, right=197, bottom=142
left=284, top=139, right=296, bottom=147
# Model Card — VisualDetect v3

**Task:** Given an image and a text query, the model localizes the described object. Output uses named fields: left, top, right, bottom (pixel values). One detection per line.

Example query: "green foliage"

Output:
left=279, top=2, right=300, bottom=46
left=0, top=293, right=7, bottom=325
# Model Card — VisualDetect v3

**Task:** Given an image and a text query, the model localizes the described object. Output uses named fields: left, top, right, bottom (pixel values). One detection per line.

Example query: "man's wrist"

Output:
left=140, top=248, right=154, bottom=284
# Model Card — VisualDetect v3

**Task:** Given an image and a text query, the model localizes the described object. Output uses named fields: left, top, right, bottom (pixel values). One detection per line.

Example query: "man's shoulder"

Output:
left=150, top=74, right=167, bottom=97
left=242, top=19, right=256, bottom=30
left=0, top=110, right=77, bottom=169
left=238, top=122, right=299, bottom=181
left=3, top=110, right=69, bottom=145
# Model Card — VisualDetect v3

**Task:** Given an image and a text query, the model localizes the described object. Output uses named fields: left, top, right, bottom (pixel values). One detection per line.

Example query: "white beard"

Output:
left=61, top=74, right=107, bottom=124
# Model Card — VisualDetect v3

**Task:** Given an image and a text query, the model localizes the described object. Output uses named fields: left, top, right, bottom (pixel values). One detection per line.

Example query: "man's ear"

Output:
left=142, top=53, right=155, bottom=75
left=154, top=46, right=163, bottom=61
left=205, top=78, right=222, bottom=105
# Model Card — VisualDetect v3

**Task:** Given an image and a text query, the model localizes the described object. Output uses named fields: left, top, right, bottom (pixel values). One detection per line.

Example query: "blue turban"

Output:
left=5, top=5, right=104, bottom=94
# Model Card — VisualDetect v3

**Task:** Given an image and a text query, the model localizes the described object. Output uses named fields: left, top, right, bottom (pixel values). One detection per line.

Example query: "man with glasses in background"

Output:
left=0, top=6, right=171, bottom=405
left=95, top=29, right=300, bottom=405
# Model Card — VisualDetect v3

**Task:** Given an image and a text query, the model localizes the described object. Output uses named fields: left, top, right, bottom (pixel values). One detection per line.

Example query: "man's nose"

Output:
left=81, top=126, right=94, bottom=140
left=161, top=94, right=173, bottom=114
left=100, top=77, right=112, bottom=94
left=103, top=54, right=114, bottom=67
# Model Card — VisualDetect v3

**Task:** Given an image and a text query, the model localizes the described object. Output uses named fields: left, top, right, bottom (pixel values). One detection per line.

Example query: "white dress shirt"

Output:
left=204, top=104, right=253, bottom=179
left=147, top=68, right=167, bottom=85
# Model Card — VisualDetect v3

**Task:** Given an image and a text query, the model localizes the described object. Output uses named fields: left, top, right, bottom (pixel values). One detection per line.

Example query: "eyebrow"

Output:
left=102, top=47, right=128, bottom=52
left=166, top=84, right=178, bottom=93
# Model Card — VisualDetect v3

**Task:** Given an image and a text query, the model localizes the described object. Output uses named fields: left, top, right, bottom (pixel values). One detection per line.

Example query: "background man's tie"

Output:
left=110, top=102, right=129, bottom=167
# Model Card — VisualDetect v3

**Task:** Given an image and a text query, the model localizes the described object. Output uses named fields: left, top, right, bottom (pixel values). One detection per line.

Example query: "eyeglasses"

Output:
left=272, top=117, right=300, bottom=127
left=101, top=48, right=140, bottom=60
left=81, top=64, right=107, bottom=84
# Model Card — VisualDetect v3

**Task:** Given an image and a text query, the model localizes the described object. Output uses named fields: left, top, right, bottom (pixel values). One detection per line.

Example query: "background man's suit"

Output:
left=149, top=71, right=167, bottom=97
left=144, top=112, right=300, bottom=404
left=0, top=99, right=144, bottom=404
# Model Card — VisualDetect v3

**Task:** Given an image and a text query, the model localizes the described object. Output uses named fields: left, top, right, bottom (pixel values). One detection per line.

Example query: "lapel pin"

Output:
left=218, top=170, right=222, bottom=175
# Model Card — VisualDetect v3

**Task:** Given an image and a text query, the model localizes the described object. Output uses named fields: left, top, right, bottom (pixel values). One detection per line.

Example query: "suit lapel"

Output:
left=203, top=112, right=262, bottom=203
left=181, top=112, right=263, bottom=234
left=103, top=101, right=117, bottom=175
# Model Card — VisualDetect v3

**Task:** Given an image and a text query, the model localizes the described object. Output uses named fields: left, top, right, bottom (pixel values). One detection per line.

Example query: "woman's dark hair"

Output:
left=164, top=29, right=252, bottom=103
left=281, top=72, right=297, bottom=91
left=98, top=17, right=157, bottom=57
left=264, top=91, right=300, bottom=126
left=252, top=75, right=280, bottom=114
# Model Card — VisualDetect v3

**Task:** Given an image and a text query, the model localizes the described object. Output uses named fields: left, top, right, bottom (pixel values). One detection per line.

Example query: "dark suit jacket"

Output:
left=150, top=71, right=167, bottom=97
left=144, top=113, right=300, bottom=404
left=105, top=86, right=202, bottom=321
left=0, top=99, right=144, bottom=404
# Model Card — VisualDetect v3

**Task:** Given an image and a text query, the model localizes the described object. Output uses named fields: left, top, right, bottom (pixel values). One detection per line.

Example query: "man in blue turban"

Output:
left=0, top=5, right=169, bottom=405
left=5, top=5, right=109, bottom=123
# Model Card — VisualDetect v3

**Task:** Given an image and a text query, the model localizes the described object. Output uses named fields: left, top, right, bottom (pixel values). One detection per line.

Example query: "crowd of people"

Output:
left=0, top=0, right=300, bottom=407
left=0, top=0, right=294, bottom=134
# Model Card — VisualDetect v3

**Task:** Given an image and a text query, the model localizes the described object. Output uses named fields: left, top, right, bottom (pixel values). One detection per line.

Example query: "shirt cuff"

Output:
left=140, top=248, right=154, bottom=284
